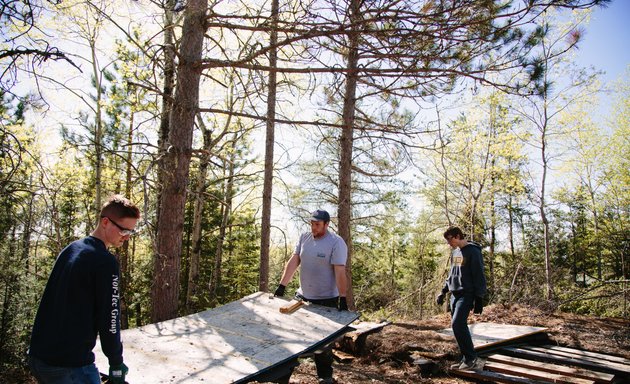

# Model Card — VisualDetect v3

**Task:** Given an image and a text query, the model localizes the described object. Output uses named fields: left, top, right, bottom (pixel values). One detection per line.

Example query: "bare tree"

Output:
left=0, top=0, right=78, bottom=96
left=511, top=11, right=600, bottom=303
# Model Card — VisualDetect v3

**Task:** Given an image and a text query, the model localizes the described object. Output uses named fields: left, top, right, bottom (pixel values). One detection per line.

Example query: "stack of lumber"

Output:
left=452, top=344, right=630, bottom=384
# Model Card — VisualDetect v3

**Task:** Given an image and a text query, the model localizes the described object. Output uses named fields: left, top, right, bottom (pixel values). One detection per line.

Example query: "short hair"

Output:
left=443, top=226, right=464, bottom=240
left=100, top=195, right=140, bottom=220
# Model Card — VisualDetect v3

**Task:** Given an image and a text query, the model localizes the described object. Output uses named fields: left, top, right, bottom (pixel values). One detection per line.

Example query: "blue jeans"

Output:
left=450, top=292, right=477, bottom=364
left=28, top=355, right=101, bottom=384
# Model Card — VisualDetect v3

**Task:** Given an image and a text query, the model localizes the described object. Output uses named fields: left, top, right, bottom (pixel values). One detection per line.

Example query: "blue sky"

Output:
left=574, top=0, right=630, bottom=84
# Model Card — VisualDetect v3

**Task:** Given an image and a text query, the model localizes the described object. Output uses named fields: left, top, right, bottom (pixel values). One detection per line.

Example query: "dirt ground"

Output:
left=283, top=304, right=630, bottom=384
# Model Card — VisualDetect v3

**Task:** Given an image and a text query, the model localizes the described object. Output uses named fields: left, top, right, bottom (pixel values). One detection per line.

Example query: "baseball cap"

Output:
left=310, top=209, right=330, bottom=222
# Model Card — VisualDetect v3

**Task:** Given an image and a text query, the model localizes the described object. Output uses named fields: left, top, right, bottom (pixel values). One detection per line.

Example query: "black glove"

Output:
left=338, top=296, right=348, bottom=311
left=109, top=363, right=128, bottom=384
left=436, top=293, right=445, bottom=306
left=274, top=284, right=286, bottom=297
left=473, top=296, right=483, bottom=314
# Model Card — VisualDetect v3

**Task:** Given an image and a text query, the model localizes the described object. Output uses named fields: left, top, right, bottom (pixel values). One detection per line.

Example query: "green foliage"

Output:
left=0, top=93, right=50, bottom=379
left=352, top=203, right=445, bottom=319
left=219, top=207, right=261, bottom=303
left=179, top=178, right=225, bottom=311
left=122, top=239, right=154, bottom=328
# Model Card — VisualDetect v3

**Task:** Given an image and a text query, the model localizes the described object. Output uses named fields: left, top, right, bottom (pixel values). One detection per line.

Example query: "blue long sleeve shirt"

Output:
left=442, top=242, right=487, bottom=298
left=29, top=236, right=123, bottom=367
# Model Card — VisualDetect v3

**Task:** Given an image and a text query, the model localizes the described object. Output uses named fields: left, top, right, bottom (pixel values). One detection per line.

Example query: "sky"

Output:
left=573, top=0, right=630, bottom=85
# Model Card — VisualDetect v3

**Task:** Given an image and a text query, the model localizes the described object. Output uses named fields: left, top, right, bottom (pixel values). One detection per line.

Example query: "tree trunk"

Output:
left=540, top=122, right=554, bottom=302
left=337, top=0, right=361, bottom=308
left=508, top=196, right=516, bottom=259
left=259, top=0, right=279, bottom=293
left=209, top=134, right=237, bottom=304
left=436, top=110, right=452, bottom=225
left=91, top=40, right=103, bottom=216
left=120, top=109, right=134, bottom=329
left=186, top=126, right=211, bottom=312
left=156, top=1, right=177, bottom=230
left=489, top=180, right=496, bottom=296
left=151, top=0, right=207, bottom=322
left=588, top=189, right=601, bottom=280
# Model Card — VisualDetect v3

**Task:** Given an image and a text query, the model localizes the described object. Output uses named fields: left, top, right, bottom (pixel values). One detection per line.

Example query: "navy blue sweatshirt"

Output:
left=442, top=242, right=487, bottom=298
left=29, top=236, right=123, bottom=367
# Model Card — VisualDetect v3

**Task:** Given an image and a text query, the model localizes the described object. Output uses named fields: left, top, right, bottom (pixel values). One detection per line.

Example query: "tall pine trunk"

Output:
left=152, top=0, right=207, bottom=322
left=156, top=1, right=177, bottom=229
left=259, top=0, right=279, bottom=293
left=337, top=0, right=361, bottom=308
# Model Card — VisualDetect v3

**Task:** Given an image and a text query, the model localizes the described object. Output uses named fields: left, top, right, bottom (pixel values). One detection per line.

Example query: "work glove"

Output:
left=436, top=293, right=445, bottom=306
left=274, top=284, right=286, bottom=297
left=473, top=296, right=484, bottom=314
left=338, top=296, right=348, bottom=311
left=108, top=363, right=128, bottom=384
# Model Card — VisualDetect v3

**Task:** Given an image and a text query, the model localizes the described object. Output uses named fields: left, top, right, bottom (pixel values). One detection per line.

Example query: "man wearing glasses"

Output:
left=28, top=195, right=140, bottom=384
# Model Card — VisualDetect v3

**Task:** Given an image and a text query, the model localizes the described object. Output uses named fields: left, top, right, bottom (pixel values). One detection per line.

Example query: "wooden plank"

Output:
left=541, top=345, right=630, bottom=366
left=452, top=367, right=550, bottom=384
left=522, top=346, right=630, bottom=373
left=487, top=354, right=615, bottom=383
left=501, top=347, right=629, bottom=376
left=437, top=322, right=548, bottom=350
left=279, top=299, right=304, bottom=314
left=485, top=361, right=596, bottom=384
left=93, top=292, right=359, bottom=384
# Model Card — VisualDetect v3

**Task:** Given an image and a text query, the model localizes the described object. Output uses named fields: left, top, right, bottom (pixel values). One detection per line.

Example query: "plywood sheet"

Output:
left=93, top=292, right=359, bottom=383
left=437, top=322, right=548, bottom=349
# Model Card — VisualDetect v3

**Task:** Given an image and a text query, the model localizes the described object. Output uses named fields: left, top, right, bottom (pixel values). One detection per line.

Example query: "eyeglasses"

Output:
left=104, top=216, right=136, bottom=236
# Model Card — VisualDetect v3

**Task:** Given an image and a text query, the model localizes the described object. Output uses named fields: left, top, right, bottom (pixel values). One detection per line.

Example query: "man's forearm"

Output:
left=279, top=254, right=300, bottom=285
left=334, top=265, right=347, bottom=297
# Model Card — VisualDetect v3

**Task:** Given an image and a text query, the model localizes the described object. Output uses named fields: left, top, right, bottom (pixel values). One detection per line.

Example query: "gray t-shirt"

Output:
left=295, top=230, right=348, bottom=300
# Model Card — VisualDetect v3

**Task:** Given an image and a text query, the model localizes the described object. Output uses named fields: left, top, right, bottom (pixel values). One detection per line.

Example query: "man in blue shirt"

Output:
left=28, top=195, right=140, bottom=384
left=436, top=226, right=487, bottom=371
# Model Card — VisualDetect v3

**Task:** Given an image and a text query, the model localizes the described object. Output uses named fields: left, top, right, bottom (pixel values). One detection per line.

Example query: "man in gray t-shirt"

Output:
left=273, top=209, right=349, bottom=384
